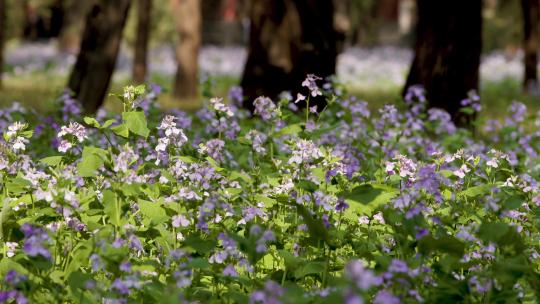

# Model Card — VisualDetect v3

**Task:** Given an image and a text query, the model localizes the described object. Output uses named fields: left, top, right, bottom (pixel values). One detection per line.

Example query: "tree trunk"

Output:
left=171, top=0, right=202, bottom=99
left=0, top=0, right=5, bottom=89
left=241, top=0, right=338, bottom=112
left=404, top=0, right=482, bottom=126
left=68, top=0, right=131, bottom=114
left=133, top=0, right=152, bottom=84
left=58, top=0, right=92, bottom=53
left=522, top=0, right=540, bottom=95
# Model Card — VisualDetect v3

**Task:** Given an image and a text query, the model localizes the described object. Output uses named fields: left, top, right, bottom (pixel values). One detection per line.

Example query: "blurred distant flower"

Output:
left=20, top=223, right=51, bottom=260
left=253, top=97, right=277, bottom=121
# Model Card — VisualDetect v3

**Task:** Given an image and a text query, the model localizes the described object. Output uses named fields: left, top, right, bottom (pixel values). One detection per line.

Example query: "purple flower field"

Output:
left=1, top=77, right=540, bottom=303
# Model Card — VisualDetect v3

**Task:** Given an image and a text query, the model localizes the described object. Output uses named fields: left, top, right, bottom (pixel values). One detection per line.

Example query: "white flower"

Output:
left=358, top=216, right=370, bottom=225
left=156, top=116, right=188, bottom=151
left=58, top=139, right=73, bottom=153
left=6, top=122, right=26, bottom=138
left=58, top=122, right=87, bottom=142
left=210, top=97, right=234, bottom=117
left=172, top=215, right=190, bottom=228
left=385, top=161, right=395, bottom=174
left=294, top=93, right=306, bottom=104
left=5, top=242, right=18, bottom=258
left=155, top=137, right=169, bottom=152
left=486, top=158, right=498, bottom=168
left=12, top=136, right=28, bottom=151
left=453, top=164, right=470, bottom=179
left=373, top=212, right=385, bottom=224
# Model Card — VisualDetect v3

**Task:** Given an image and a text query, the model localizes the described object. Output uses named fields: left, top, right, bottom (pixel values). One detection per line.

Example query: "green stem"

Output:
left=0, top=183, right=9, bottom=241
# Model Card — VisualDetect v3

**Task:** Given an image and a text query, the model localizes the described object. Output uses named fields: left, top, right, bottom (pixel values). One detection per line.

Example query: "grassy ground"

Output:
left=1, top=72, right=540, bottom=118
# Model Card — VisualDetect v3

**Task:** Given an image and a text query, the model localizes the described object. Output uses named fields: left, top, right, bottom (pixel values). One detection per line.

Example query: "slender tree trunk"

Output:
left=58, top=0, right=92, bottom=53
left=241, top=0, right=338, bottom=111
left=133, top=0, right=152, bottom=84
left=68, top=0, right=132, bottom=113
left=0, top=0, right=5, bottom=88
left=171, top=0, right=202, bottom=99
left=522, top=0, right=540, bottom=94
left=404, top=0, right=482, bottom=126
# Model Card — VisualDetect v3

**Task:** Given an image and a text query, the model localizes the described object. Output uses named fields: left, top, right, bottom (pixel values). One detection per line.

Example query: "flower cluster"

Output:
left=3, top=83, right=540, bottom=303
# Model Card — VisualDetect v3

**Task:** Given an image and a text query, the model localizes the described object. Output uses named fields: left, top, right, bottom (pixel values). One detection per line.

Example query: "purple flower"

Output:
left=170, top=214, right=189, bottom=229
left=0, top=290, right=28, bottom=304
left=374, top=290, right=400, bottom=304
left=343, top=289, right=364, bottom=304
left=415, top=228, right=429, bottom=240
left=5, top=270, right=27, bottom=286
left=250, top=281, right=285, bottom=304
left=253, top=97, right=277, bottom=121
left=20, top=224, right=51, bottom=260
left=345, top=260, right=380, bottom=290
left=174, top=269, right=192, bottom=288
left=90, top=253, right=104, bottom=271
left=302, top=74, right=323, bottom=97
left=119, top=261, right=131, bottom=273
left=388, top=259, right=408, bottom=273
left=336, top=198, right=349, bottom=212
left=223, top=264, right=239, bottom=277
left=199, top=139, right=225, bottom=162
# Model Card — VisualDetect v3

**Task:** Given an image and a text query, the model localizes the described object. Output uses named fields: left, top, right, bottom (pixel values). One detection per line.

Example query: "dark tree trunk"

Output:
left=68, top=0, right=131, bottom=114
left=133, top=0, right=152, bottom=84
left=0, top=0, right=5, bottom=88
left=58, top=0, right=92, bottom=53
left=241, top=0, right=338, bottom=112
left=171, top=0, right=202, bottom=99
left=404, top=0, right=482, bottom=126
left=522, top=0, right=540, bottom=94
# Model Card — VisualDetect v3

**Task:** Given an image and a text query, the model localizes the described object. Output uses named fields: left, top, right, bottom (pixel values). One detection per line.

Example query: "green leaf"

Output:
left=40, top=156, right=63, bottom=167
left=275, top=123, right=302, bottom=137
left=278, top=250, right=302, bottom=271
left=478, top=222, right=509, bottom=242
left=77, top=146, right=107, bottom=177
left=294, top=261, right=325, bottom=279
left=461, top=184, right=493, bottom=198
left=111, top=123, right=129, bottom=138
left=102, top=119, right=116, bottom=129
left=296, top=180, right=319, bottom=193
left=137, top=199, right=168, bottom=225
left=206, top=157, right=224, bottom=171
left=122, top=111, right=150, bottom=138
left=6, top=177, right=32, bottom=194
left=184, top=233, right=217, bottom=254
left=418, top=235, right=465, bottom=257
left=255, top=194, right=276, bottom=208
left=20, top=130, right=33, bottom=138
left=83, top=117, right=101, bottom=128
left=186, top=258, right=210, bottom=269
left=503, top=195, right=525, bottom=210
left=67, top=271, right=93, bottom=290
left=294, top=202, right=333, bottom=248
left=103, top=189, right=122, bottom=226
left=342, top=184, right=398, bottom=206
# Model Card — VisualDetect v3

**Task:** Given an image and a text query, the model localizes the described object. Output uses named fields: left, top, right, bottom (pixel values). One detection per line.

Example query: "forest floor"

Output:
left=1, top=42, right=540, bottom=118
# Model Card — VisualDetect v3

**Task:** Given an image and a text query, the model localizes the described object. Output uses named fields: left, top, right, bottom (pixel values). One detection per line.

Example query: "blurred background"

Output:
left=0, top=0, right=537, bottom=117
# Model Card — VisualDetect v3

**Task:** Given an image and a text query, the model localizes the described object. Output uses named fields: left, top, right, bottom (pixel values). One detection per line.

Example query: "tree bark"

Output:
left=241, top=0, right=338, bottom=112
left=171, top=0, right=202, bottom=99
left=522, top=0, right=540, bottom=94
left=68, top=0, right=131, bottom=114
left=404, top=0, right=482, bottom=126
left=133, top=0, right=152, bottom=84
left=0, top=0, right=5, bottom=88
left=58, top=0, right=92, bottom=53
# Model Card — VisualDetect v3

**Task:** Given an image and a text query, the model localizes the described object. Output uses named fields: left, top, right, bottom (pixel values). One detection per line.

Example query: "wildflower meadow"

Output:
left=1, top=76, right=540, bottom=303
